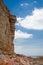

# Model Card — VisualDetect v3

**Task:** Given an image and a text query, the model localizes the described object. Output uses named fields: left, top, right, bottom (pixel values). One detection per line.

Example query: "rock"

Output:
left=0, top=0, right=16, bottom=55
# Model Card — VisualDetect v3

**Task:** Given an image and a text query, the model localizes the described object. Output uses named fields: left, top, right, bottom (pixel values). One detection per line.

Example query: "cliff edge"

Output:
left=0, top=0, right=16, bottom=55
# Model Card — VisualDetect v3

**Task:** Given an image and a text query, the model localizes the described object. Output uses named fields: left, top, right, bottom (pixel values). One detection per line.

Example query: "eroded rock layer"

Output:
left=0, top=0, right=16, bottom=55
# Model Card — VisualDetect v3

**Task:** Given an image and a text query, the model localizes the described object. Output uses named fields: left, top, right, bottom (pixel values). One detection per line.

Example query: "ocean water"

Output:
left=31, top=56, right=38, bottom=58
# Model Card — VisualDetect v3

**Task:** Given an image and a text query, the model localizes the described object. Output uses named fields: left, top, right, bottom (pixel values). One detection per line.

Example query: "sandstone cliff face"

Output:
left=0, top=0, right=16, bottom=54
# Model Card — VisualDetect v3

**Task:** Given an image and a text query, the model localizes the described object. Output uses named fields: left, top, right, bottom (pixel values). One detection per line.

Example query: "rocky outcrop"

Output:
left=0, top=0, right=43, bottom=65
left=0, top=0, right=16, bottom=55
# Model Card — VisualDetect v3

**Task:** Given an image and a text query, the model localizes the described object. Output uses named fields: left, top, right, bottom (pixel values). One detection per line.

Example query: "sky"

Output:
left=3, top=0, right=43, bottom=56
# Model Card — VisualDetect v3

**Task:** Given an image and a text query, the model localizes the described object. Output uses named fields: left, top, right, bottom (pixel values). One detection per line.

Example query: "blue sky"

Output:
left=3, top=0, right=43, bottom=56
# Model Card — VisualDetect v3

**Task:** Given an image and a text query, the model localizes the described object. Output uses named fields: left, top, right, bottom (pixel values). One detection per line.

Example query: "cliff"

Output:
left=0, top=0, right=43, bottom=65
left=0, top=0, right=16, bottom=55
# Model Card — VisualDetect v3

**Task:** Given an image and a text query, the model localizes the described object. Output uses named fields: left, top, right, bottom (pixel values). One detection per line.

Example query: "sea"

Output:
left=31, top=56, right=38, bottom=58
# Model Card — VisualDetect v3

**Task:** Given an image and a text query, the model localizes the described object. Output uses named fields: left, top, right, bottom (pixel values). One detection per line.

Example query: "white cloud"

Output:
left=15, top=30, right=33, bottom=39
left=20, top=3, right=29, bottom=7
left=16, top=17, right=23, bottom=26
left=16, top=8, right=43, bottom=30
left=15, top=45, right=43, bottom=56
